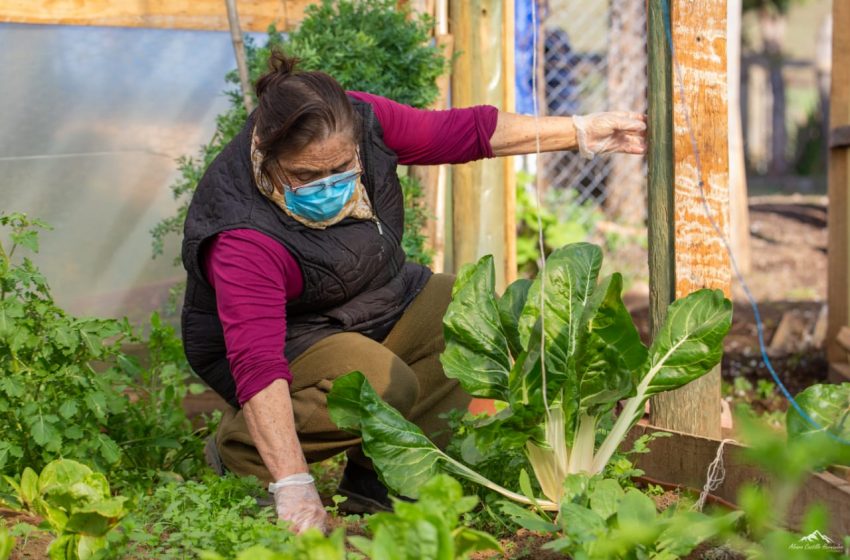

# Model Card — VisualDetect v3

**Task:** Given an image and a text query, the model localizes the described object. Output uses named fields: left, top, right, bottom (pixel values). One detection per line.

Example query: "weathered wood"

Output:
left=828, top=0, right=850, bottom=366
left=0, top=0, right=312, bottom=31
left=449, top=0, right=507, bottom=289
left=649, top=0, right=730, bottom=439
left=646, top=0, right=675, bottom=339
left=621, top=424, right=850, bottom=537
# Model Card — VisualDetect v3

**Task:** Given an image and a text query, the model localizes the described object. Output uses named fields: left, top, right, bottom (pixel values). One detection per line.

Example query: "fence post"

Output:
left=827, top=0, right=850, bottom=381
left=648, top=0, right=730, bottom=439
left=449, top=0, right=508, bottom=289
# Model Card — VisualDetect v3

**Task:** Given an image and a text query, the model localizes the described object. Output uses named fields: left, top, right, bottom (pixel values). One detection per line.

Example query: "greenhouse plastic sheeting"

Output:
left=0, top=23, right=245, bottom=323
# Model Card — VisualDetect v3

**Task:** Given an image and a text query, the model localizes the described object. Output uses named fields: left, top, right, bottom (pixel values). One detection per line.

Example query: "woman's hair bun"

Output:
left=256, top=49, right=301, bottom=98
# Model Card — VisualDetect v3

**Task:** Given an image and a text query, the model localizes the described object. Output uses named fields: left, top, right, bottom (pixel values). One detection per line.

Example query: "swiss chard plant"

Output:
left=786, top=382, right=850, bottom=466
left=328, top=243, right=732, bottom=509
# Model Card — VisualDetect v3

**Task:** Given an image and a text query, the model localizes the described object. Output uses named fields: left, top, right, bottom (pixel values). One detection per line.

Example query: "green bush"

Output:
left=0, top=213, right=208, bottom=489
left=152, top=0, right=446, bottom=272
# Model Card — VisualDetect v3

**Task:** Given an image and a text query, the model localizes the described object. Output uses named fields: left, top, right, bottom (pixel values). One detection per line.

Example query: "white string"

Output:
left=692, top=438, right=737, bottom=512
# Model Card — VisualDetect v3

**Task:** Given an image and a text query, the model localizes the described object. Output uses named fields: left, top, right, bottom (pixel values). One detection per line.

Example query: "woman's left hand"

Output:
left=572, top=112, right=647, bottom=159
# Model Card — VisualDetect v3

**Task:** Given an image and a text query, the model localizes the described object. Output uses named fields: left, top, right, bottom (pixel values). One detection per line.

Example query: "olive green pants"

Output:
left=215, top=273, right=470, bottom=484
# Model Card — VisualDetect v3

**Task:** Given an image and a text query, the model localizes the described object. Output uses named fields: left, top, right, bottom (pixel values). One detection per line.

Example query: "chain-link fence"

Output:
left=539, top=0, right=648, bottom=226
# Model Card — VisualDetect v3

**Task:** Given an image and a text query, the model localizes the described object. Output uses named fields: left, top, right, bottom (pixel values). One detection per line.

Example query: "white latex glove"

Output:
left=572, top=112, right=647, bottom=159
left=270, top=473, right=328, bottom=534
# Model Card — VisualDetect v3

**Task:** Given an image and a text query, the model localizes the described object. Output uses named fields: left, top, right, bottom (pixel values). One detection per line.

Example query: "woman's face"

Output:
left=277, top=133, right=358, bottom=189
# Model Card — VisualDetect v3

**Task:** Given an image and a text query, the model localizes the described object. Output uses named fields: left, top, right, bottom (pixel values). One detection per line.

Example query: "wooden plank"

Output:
left=828, top=0, right=850, bottom=366
left=650, top=0, right=730, bottom=440
left=622, top=424, right=850, bottom=537
left=0, top=0, right=313, bottom=32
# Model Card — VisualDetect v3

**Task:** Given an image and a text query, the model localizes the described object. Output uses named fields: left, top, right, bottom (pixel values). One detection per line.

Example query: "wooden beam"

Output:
left=828, top=0, right=850, bottom=366
left=649, top=0, right=730, bottom=439
left=622, top=424, right=850, bottom=537
left=0, top=0, right=313, bottom=32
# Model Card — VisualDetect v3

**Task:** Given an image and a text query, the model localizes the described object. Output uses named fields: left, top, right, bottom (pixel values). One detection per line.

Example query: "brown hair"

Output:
left=254, top=51, right=360, bottom=194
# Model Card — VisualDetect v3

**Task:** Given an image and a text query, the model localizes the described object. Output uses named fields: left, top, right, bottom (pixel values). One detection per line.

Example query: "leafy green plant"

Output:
left=348, top=474, right=501, bottom=560
left=0, top=212, right=210, bottom=491
left=288, top=0, right=446, bottom=108
left=201, top=529, right=347, bottom=560
left=328, top=243, right=732, bottom=510
left=109, top=312, right=213, bottom=487
left=534, top=476, right=741, bottom=559
left=786, top=383, right=850, bottom=466
left=0, top=213, right=134, bottom=475
left=0, top=524, right=13, bottom=560
left=515, top=173, right=599, bottom=277
left=2, top=459, right=127, bottom=560
left=729, top=410, right=850, bottom=558
left=110, top=474, right=296, bottom=558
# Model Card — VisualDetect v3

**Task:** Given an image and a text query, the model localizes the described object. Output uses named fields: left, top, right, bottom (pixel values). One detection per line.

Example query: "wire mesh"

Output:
left=539, top=0, right=648, bottom=225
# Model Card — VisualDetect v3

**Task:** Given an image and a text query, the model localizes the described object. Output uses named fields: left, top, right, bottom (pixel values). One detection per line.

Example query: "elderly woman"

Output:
left=181, top=51, right=645, bottom=534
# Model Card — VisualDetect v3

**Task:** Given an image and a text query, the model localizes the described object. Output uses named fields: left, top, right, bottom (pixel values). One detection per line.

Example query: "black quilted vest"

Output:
left=180, top=99, right=432, bottom=408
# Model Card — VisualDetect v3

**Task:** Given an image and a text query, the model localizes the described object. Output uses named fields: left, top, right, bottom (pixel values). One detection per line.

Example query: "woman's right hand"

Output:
left=273, top=481, right=328, bottom=534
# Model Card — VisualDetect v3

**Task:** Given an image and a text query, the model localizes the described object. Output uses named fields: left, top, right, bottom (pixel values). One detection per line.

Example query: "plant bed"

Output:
left=621, top=424, right=850, bottom=537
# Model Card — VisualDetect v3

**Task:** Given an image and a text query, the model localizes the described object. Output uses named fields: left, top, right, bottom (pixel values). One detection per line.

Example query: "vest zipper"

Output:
left=372, top=216, right=384, bottom=235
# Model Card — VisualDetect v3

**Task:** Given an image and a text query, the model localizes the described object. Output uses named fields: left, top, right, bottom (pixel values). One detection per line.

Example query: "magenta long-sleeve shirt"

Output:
left=202, top=92, right=499, bottom=405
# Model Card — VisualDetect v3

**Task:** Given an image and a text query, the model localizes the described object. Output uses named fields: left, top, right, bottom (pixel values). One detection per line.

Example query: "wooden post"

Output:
left=647, top=0, right=675, bottom=340
left=503, top=0, right=517, bottom=285
left=827, top=0, right=850, bottom=381
left=449, top=0, right=507, bottom=289
left=224, top=0, right=254, bottom=113
left=648, top=0, right=730, bottom=439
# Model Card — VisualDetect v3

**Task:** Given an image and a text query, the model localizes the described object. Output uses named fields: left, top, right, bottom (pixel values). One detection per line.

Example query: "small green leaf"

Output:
left=58, top=401, right=78, bottom=419
left=617, top=489, right=657, bottom=526
left=589, top=478, right=625, bottom=520
left=559, top=502, right=606, bottom=543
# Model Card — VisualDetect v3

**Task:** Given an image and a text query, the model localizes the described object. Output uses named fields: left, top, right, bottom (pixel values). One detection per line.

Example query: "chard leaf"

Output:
left=441, top=255, right=512, bottom=400
left=786, top=383, right=850, bottom=461
left=643, top=289, right=732, bottom=395
left=328, top=372, right=558, bottom=509
left=576, top=273, right=646, bottom=415
left=498, top=279, right=532, bottom=360
left=512, top=243, right=603, bottom=409
left=326, top=370, right=368, bottom=434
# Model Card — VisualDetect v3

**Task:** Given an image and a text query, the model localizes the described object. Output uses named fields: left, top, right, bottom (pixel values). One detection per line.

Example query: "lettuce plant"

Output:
left=2, top=459, right=127, bottom=560
left=329, top=243, right=731, bottom=509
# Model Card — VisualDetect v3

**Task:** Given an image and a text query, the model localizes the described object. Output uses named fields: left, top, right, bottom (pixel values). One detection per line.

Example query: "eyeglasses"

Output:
left=282, top=167, right=362, bottom=197
left=278, top=152, right=363, bottom=197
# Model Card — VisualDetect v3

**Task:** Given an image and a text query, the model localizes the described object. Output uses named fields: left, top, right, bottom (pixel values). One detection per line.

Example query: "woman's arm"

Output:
left=489, top=111, right=646, bottom=157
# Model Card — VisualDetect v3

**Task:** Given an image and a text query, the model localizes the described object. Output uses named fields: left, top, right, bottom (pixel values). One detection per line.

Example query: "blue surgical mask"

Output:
left=282, top=168, right=360, bottom=222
